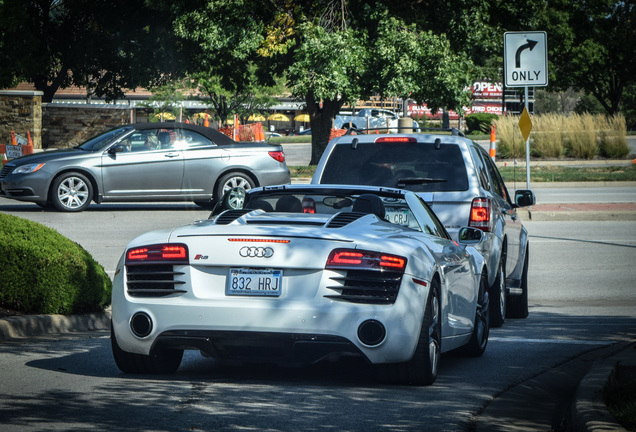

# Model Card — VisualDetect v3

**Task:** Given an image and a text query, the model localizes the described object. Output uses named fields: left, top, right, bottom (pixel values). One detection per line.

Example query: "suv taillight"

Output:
left=469, top=198, right=491, bottom=232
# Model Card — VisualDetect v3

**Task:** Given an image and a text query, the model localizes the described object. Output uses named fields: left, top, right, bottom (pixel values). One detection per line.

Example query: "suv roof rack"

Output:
left=342, top=126, right=465, bottom=137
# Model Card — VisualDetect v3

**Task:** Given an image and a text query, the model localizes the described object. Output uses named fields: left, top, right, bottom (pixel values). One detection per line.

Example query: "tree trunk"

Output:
left=306, top=93, right=344, bottom=165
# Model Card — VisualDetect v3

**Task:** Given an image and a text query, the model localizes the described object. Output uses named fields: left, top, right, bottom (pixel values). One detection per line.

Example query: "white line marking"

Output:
left=489, top=337, right=610, bottom=345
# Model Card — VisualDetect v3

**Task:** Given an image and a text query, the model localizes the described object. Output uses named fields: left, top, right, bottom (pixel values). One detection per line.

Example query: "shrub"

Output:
left=0, top=213, right=112, bottom=315
left=494, top=115, right=526, bottom=159
left=598, top=115, right=630, bottom=158
left=465, top=113, right=498, bottom=134
left=532, top=114, right=564, bottom=158
left=564, top=114, right=597, bottom=159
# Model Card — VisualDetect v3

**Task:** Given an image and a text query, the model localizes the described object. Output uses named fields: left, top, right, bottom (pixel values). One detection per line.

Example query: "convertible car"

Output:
left=111, top=185, right=490, bottom=385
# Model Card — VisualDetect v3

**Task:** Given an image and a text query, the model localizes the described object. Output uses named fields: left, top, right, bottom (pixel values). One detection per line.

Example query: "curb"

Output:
left=571, top=342, right=636, bottom=432
left=0, top=309, right=111, bottom=342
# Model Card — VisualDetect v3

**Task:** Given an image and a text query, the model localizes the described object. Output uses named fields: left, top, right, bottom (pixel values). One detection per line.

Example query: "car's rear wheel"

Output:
left=507, top=245, right=529, bottom=319
left=490, top=251, right=507, bottom=328
left=111, top=325, right=183, bottom=374
left=215, top=172, right=255, bottom=204
left=376, top=278, right=441, bottom=386
left=457, top=273, right=489, bottom=356
left=50, top=172, right=92, bottom=212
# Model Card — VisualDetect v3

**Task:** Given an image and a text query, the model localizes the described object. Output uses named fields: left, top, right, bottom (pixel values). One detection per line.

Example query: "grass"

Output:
left=498, top=165, right=636, bottom=183
left=604, top=365, right=636, bottom=431
left=289, top=164, right=636, bottom=182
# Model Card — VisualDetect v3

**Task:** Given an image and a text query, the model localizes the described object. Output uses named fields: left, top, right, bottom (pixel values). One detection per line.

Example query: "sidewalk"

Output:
left=475, top=341, right=636, bottom=432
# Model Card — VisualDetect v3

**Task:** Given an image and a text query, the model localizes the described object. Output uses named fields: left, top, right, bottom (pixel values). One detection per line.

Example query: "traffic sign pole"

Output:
left=504, top=31, right=548, bottom=191
left=524, top=87, right=531, bottom=189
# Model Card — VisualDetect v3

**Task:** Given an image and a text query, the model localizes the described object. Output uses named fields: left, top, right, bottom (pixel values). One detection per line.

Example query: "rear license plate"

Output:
left=227, top=268, right=282, bottom=297
left=385, top=208, right=410, bottom=226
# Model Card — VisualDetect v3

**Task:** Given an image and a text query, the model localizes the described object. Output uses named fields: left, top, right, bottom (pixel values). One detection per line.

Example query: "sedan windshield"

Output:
left=78, top=126, right=133, bottom=151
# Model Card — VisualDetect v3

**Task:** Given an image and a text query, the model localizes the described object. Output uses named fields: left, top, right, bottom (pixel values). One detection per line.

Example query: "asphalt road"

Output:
left=0, top=200, right=635, bottom=431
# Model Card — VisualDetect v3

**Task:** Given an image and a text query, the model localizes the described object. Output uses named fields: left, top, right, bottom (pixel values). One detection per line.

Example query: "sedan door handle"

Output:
left=164, top=152, right=180, bottom=158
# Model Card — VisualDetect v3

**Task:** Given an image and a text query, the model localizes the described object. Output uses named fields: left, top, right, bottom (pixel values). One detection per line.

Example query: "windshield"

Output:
left=78, top=126, right=133, bottom=151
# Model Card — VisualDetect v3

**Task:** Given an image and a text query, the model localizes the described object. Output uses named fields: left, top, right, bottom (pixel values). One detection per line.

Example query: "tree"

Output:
left=166, top=0, right=477, bottom=163
left=540, top=0, right=636, bottom=115
left=0, top=0, right=186, bottom=102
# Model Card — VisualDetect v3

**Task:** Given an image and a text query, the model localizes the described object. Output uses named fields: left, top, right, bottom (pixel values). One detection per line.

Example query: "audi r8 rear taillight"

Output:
left=326, top=248, right=407, bottom=272
left=126, top=243, right=189, bottom=264
left=469, top=197, right=491, bottom=232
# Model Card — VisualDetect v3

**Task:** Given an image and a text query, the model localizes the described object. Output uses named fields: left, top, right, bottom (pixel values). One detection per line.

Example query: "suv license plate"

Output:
left=227, top=268, right=282, bottom=297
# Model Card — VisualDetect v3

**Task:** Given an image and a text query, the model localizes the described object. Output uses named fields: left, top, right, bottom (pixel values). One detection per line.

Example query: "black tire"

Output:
left=376, top=278, right=441, bottom=386
left=507, top=245, right=529, bottom=319
left=50, top=172, right=93, bottom=212
left=215, top=172, right=255, bottom=203
left=489, top=250, right=507, bottom=328
left=194, top=200, right=215, bottom=209
left=111, top=324, right=183, bottom=374
left=457, top=273, right=490, bottom=357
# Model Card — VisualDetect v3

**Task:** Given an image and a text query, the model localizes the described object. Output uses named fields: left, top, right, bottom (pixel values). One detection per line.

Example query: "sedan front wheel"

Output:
left=51, top=172, right=93, bottom=212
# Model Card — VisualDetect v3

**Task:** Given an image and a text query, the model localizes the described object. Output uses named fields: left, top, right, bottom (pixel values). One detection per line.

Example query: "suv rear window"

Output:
left=319, top=141, right=469, bottom=192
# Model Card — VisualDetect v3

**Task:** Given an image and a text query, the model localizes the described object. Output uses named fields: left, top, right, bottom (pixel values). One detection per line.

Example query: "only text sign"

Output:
left=504, top=31, right=548, bottom=87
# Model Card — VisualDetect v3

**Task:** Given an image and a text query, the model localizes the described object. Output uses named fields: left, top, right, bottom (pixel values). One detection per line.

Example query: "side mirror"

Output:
left=515, top=190, right=536, bottom=208
left=108, top=145, right=124, bottom=155
left=457, top=227, right=483, bottom=245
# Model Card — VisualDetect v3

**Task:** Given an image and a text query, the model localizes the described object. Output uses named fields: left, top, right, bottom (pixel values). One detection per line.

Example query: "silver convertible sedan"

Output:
left=0, top=122, right=290, bottom=211
left=111, top=185, right=490, bottom=386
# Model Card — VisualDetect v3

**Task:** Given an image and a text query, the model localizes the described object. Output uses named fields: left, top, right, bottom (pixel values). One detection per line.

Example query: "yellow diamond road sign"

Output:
left=519, top=107, right=532, bottom=142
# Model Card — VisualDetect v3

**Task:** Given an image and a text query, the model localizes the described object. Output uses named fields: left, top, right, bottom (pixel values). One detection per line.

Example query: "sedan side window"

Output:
left=179, top=130, right=215, bottom=148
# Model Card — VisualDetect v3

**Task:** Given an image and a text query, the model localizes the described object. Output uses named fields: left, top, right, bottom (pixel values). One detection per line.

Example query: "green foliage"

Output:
left=499, top=165, right=636, bottom=183
left=604, top=366, right=636, bottom=431
left=0, top=214, right=111, bottom=315
left=541, top=0, right=636, bottom=115
left=0, top=0, right=186, bottom=102
left=465, top=113, right=498, bottom=134
left=288, top=23, right=367, bottom=105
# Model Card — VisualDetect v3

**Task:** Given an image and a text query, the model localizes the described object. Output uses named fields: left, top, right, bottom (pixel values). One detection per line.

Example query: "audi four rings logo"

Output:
left=239, top=246, right=274, bottom=258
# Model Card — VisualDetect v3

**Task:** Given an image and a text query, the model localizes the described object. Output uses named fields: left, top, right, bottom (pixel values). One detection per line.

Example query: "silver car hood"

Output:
left=8, top=148, right=91, bottom=166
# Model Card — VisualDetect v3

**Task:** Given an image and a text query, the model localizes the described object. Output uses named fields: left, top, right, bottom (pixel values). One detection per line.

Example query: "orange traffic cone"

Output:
left=489, top=125, right=496, bottom=161
left=204, top=113, right=209, bottom=127
left=11, top=131, right=17, bottom=145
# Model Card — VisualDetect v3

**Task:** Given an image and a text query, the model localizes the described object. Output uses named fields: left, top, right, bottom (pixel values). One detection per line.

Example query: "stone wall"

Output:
left=42, top=104, right=133, bottom=149
left=0, top=90, right=43, bottom=148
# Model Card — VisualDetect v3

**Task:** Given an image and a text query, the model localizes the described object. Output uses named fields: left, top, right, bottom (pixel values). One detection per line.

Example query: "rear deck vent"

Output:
left=126, top=264, right=186, bottom=297
left=326, top=212, right=366, bottom=228
left=215, top=209, right=252, bottom=225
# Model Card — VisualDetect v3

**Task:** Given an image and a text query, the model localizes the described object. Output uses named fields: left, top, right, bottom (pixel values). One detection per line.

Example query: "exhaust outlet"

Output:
left=130, top=312, right=153, bottom=338
left=357, top=319, right=386, bottom=346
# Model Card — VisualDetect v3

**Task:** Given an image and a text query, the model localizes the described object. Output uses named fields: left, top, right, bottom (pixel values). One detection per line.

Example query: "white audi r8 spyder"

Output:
left=111, top=185, right=490, bottom=385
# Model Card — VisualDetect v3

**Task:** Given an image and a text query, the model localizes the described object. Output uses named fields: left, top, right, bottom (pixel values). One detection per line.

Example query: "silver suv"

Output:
left=312, top=130, right=535, bottom=326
